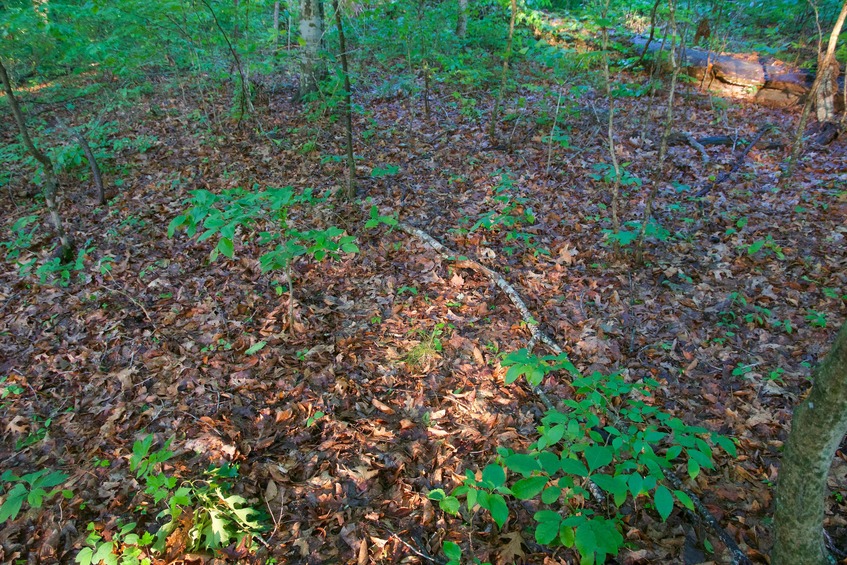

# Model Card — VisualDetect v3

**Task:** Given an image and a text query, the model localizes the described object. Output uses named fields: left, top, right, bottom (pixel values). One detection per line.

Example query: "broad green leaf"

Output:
left=91, top=540, right=117, bottom=565
left=488, top=494, right=509, bottom=528
left=538, top=451, right=561, bottom=474
left=216, top=237, right=234, bottom=258
left=574, top=522, right=597, bottom=563
left=591, top=474, right=628, bottom=506
left=560, top=457, right=589, bottom=477
left=443, top=541, right=462, bottom=561
left=512, top=476, right=548, bottom=500
left=534, top=511, right=561, bottom=544
left=674, top=489, right=695, bottom=511
left=687, top=448, right=714, bottom=469
left=0, top=484, right=27, bottom=523
left=628, top=473, right=644, bottom=497
left=481, top=464, right=506, bottom=488
left=584, top=446, right=613, bottom=473
left=245, top=341, right=267, bottom=355
left=75, top=546, right=94, bottom=565
left=560, top=524, right=575, bottom=548
left=427, top=489, right=446, bottom=501
left=654, top=484, right=674, bottom=521
left=439, top=496, right=460, bottom=515
left=687, top=458, right=700, bottom=480
left=715, top=435, right=737, bottom=457
left=504, top=454, right=540, bottom=476
left=541, top=486, right=561, bottom=504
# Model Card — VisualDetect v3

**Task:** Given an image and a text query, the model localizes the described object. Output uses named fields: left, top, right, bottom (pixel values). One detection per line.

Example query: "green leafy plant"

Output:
left=83, top=435, right=268, bottom=562
left=168, top=187, right=358, bottom=334
left=806, top=309, right=827, bottom=328
left=2, top=215, right=38, bottom=260
left=76, top=521, right=154, bottom=565
left=746, top=235, right=784, bottom=260
left=431, top=350, right=735, bottom=564
left=0, top=469, right=71, bottom=524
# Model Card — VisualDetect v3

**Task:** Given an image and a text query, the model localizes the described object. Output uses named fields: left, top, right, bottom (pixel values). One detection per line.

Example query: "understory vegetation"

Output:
left=2, top=0, right=847, bottom=563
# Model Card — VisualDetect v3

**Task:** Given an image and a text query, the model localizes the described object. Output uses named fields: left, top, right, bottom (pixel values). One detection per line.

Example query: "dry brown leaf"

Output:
left=371, top=398, right=395, bottom=414
left=497, top=531, right=525, bottom=565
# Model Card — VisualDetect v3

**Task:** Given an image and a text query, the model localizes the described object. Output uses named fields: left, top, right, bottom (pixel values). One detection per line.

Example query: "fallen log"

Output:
left=632, top=35, right=844, bottom=109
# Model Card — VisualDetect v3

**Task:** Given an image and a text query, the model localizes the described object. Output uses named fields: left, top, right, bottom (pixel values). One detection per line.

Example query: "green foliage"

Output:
left=1, top=215, right=39, bottom=260
left=0, top=469, right=71, bottom=524
left=82, top=435, right=267, bottom=563
left=365, top=206, right=398, bottom=229
left=590, top=162, right=642, bottom=188
left=432, top=351, right=735, bottom=563
left=746, top=235, right=785, bottom=260
left=169, top=186, right=357, bottom=268
left=76, top=521, right=154, bottom=565
left=806, top=309, right=828, bottom=328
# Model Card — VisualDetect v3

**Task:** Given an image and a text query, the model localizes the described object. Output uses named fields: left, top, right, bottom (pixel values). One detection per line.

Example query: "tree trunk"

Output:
left=332, top=0, right=355, bottom=200
left=456, top=0, right=468, bottom=39
left=488, top=0, right=516, bottom=142
left=772, top=321, right=847, bottom=565
left=299, top=0, right=325, bottom=99
left=274, top=1, right=281, bottom=52
left=782, top=0, right=847, bottom=181
left=0, top=58, right=73, bottom=258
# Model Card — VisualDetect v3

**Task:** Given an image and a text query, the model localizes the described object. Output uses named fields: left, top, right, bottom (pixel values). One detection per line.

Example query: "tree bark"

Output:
left=0, top=58, right=73, bottom=258
left=773, top=321, right=847, bottom=565
left=488, top=0, right=516, bottom=142
left=299, top=0, right=326, bottom=99
left=782, top=0, right=847, bottom=182
left=456, top=0, right=468, bottom=39
left=332, top=0, right=355, bottom=200
left=274, top=1, right=281, bottom=52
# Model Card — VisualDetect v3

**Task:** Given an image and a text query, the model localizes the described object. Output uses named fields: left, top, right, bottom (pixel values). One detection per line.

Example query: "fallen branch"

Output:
left=668, top=132, right=783, bottom=150
left=682, top=132, right=710, bottom=164
left=695, top=124, right=773, bottom=197
left=395, top=219, right=748, bottom=564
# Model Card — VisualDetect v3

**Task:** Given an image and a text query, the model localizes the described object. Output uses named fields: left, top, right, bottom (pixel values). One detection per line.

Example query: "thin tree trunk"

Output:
left=782, top=0, right=847, bottom=182
left=274, top=1, right=281, bottom=52
left=457, top=0, right=468, bottom=39
left=0, top=58, right=73, bottom=258
left=634, top=0, right=661, bottom=67
left=201, top=0, right=254, bottom=117
left=637, top=0, right=681, bottom=262
left=69, top=126, right=106, bottom=206
left=332, top=0, right=356, bottom=200
left=299, top=0, right=325, bottom=98
left=773, top=321, right=847, bottom=565
left=488, top=0, right=517, bottom=142
left=599, top=0, right=620, bottom=235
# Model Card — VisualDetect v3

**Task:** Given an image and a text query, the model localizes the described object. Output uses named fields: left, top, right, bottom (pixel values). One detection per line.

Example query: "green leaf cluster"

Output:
left=0, top=469, right=70, bottom=524
left=431, top=356, right=736, bottom=564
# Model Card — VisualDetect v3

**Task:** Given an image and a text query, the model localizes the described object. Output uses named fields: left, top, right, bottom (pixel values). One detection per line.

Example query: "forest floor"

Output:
left=2, top=30, right=847, bottom=565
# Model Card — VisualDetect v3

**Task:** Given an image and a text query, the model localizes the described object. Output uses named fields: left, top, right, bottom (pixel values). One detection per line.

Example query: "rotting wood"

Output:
left=695, top=124, right=773, bottom=197
left=668, top=133, right=783, bottom=150
left=395, top=220, right=750, bottom=564
left=632, top=35, right=844, bottom=110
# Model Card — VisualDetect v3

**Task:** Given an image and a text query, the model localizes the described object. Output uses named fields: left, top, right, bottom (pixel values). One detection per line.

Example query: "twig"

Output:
left=695, top=124, right=773, bottom=197
left=378, top=527, right=442, bottom=563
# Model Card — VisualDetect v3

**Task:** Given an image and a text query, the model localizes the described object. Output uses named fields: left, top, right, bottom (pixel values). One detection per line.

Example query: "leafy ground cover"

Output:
left=2, top=10, right=847, bottom=565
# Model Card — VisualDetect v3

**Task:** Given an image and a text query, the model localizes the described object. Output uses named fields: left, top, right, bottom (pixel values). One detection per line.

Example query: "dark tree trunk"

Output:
left=0, top=58, right=73, bottom=258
